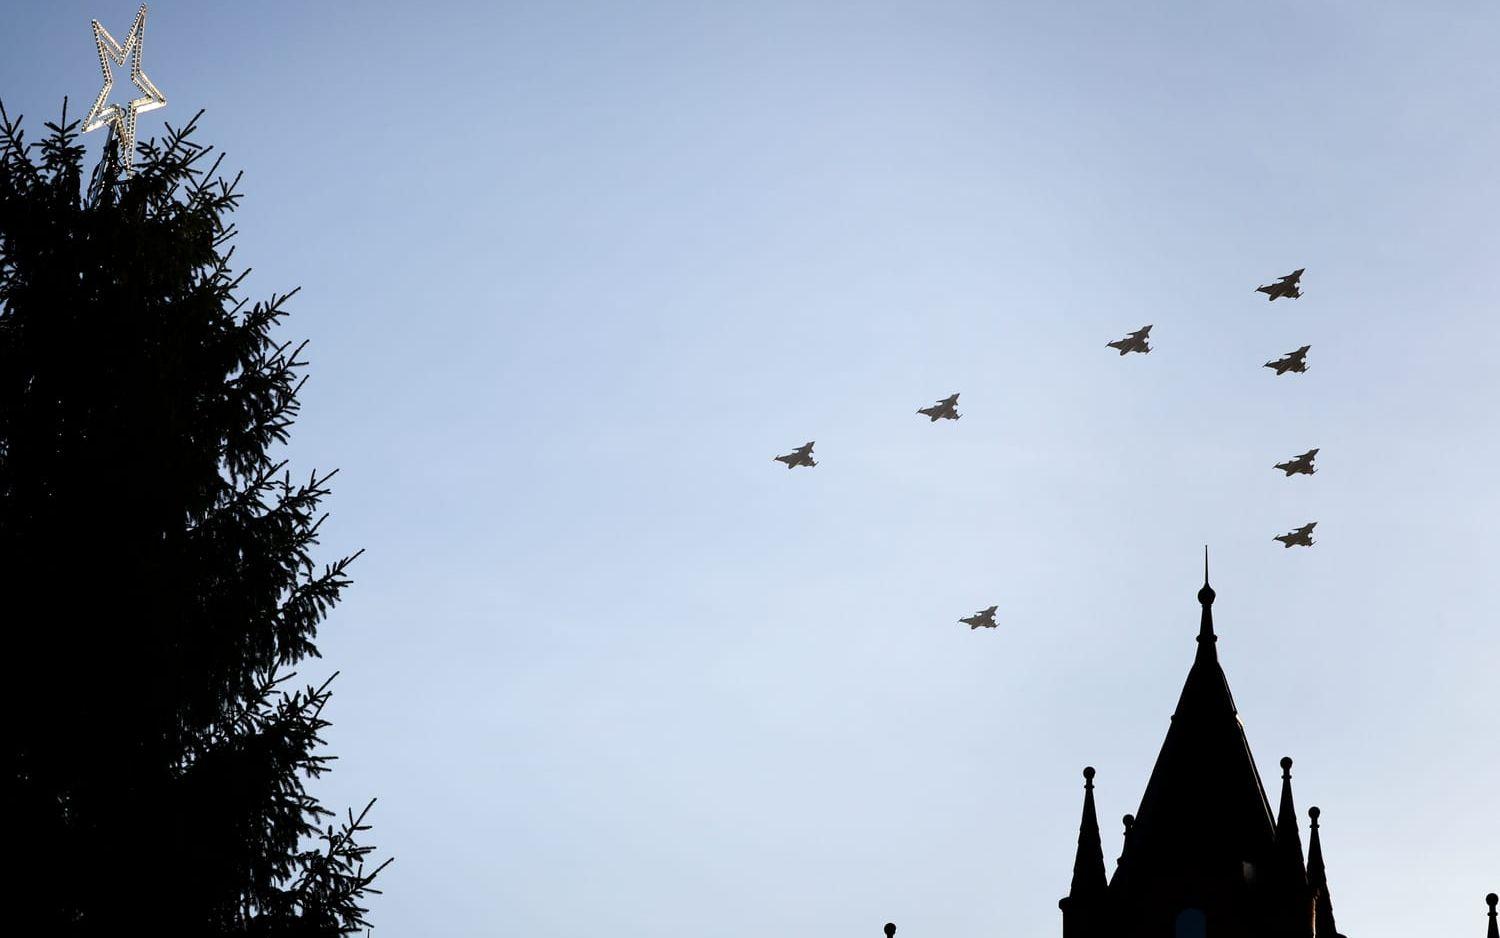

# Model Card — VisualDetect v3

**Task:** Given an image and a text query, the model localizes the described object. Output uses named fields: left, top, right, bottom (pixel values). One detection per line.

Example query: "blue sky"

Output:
left=5, top=2, right=1500, bottom=935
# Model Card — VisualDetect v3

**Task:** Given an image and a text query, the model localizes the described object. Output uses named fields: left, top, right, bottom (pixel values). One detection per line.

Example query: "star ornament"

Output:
left=83, top=3, right=167, bottom=175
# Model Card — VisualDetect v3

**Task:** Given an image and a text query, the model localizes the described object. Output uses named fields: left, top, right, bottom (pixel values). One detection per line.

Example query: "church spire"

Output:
left=1060, top=768, right=1107, bottom=938
left=1070, top=767, right=1107, bottom=900
left=1107, top=563, right=1277, bottom=928
left=1273, top=757, right=1312, bottom=938
left=1274, top=758, right=1308, bottom=873
left=1307, top=807, right=1341, bottom=938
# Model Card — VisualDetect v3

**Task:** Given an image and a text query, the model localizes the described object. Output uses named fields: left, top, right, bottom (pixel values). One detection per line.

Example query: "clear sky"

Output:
left=5, top=2, right=1500, bottom=935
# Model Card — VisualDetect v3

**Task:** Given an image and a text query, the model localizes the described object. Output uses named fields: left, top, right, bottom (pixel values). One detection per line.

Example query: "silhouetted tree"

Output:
left=0, top=104, right=388, bottom=935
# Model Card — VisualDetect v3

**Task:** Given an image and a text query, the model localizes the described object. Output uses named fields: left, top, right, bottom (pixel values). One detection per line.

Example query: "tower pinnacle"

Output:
left=1197, top=546, right=1216, bottom=641
left=1068, top=767, right=1107, bottom=900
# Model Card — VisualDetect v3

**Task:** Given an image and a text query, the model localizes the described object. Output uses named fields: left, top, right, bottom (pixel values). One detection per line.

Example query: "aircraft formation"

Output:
left=1106, top=268, right=1318, bottom=549
left=772, top=392, right=988, bottom=629
left=1257, top=271, right=1316, bottom=548
left=772, top=268, right=1319, bottom=631
left=1256, top=272, right=1317, bottom=547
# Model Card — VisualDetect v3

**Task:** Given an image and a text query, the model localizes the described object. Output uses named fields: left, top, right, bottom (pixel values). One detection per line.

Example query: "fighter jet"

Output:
left=1264, top=345, right=1310, bottom=375
left=1256, top=268, right=1304, bottom=301
left=773, top=442, right=816, bottom=469
left=918, top=393, right=961, bottom=422
left=1274, top=523, right=1317, bottom=548
left=960, top=606, right=998, bottom=630
left=1107, top=325, right=1152, bottom=356
left=1274, top=448, right=1319, bottom=477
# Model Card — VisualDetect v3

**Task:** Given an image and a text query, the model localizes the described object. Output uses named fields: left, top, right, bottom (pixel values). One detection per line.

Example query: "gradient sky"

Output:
left=5, top=2, right=1500, bottom=935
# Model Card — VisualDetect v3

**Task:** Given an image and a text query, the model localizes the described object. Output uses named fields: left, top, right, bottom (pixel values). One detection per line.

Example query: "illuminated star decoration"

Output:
left=83, top=4, right=167, bottom=176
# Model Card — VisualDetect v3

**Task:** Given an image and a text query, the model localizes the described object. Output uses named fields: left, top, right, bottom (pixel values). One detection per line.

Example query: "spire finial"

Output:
left=1196, top=546, right=1216, bottom=641
left=1197, top=546, right=1216, bottom=605
left=1116, top=814, right=1135, bottom=866
left=1083, top=765, right=1096, bottom=789
left=1487, top=893, right=1497, bottom=938
left=1280, top=755, right=1293, bottom=779
left=884, top=925, right=897, bottom=938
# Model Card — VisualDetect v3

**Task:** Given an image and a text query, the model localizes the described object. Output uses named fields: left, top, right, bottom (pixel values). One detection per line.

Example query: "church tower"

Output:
left=1059, top=559, right=1346, bottom=938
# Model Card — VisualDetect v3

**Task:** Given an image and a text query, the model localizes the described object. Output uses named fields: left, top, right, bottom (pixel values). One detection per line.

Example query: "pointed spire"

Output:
left=1170, top=553, right=1242, bottom=722
left=1061, top=768, right=1108, bottom=938
left=1197, top=545, right=1216, bottom=643
left=1274, top=757, right=1307, bottom=865
left=1120, top=564, right=1278, bottom=928
left=1273, top=757, right=1312, bottom=938
left=1305, top=806, right=1326, bottom=884
left=1307, top=806, right=1340, bottom=938
left=1069, top=767, right=1108, bottom=900
left=1487, top=894, right=1497, bottom=938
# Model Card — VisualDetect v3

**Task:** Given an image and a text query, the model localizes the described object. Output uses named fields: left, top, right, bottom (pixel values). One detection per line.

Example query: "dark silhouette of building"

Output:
left=885, top=565, right=1495, bottom=938
left=1058, top=568, right=1345, bottom=938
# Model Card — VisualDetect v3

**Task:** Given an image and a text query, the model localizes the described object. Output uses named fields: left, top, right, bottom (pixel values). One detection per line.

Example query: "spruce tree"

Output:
left=0, top=104, right=388, bottom=934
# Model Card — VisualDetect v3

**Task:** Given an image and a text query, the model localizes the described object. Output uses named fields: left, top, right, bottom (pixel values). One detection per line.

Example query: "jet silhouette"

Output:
left=918, top=393, right=961, bottom=422
left=1265, top=345, right=1310, bottom=375
left=1274, top=448, right=1318, bottom=477
left=774, top=442, right=816, bottom=469
left=1107, top=325, right=1152, bottom=356
left=1274, top=523, right=1316, bottom=548
left=1256, top=268, right=1304, bottom=301
left=960, top=606, right=998, bottom=629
